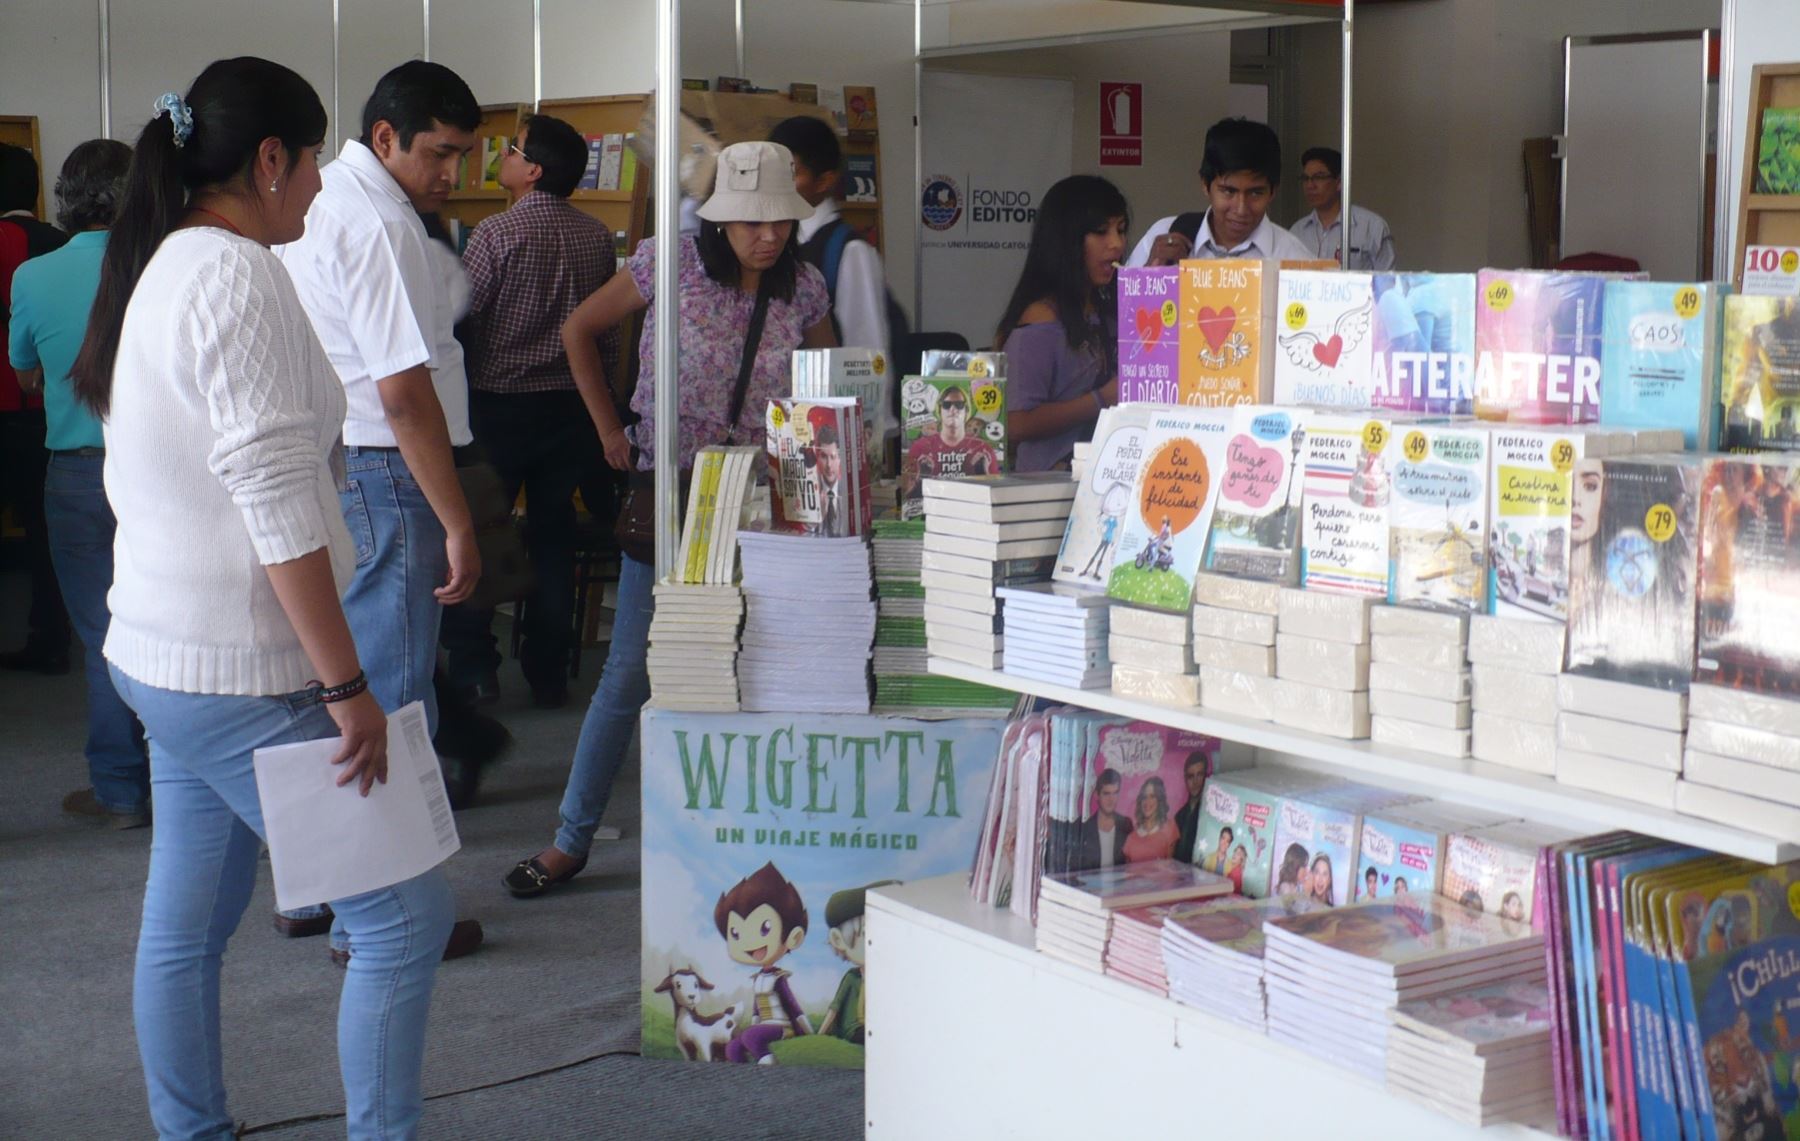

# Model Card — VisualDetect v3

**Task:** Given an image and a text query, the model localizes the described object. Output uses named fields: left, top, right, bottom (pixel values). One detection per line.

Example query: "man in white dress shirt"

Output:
left=769, top=115, right=892, bottom=355
left=1125, top=117, right=1312, bottom=268
left=1289, top=146, right=1395, bottom=271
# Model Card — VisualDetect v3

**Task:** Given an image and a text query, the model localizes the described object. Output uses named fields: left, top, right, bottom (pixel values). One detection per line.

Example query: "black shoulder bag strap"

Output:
left=722, top=282, right=773, bottom=446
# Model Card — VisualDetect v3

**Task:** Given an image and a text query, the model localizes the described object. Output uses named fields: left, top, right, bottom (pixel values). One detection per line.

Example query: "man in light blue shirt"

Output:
left=1289, top=146, right=1395, bottom=271
left=7, top=138, right=149, bottom=827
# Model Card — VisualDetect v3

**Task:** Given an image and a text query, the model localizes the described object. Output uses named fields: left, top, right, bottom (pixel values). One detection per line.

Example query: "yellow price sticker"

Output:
left=1362, top=421, right=1389, bottom=455
left=1645, top=503, right=1678, bottom=543
left=1485, top=280, right=1515, bottom=311
left=1549, top=438, right=1577, bottom=475
left=1788, top=882, right=1800, bottom=921
left=871, top=353, right=886, bottom=375
left=1785, top=250, right=1800, bottom=275
left=968, top=358, right=989, bottom=378
left=1160, top=299, right=1177, bottom=328
left=1402, top=430, right=1430, bottom=464
left=770, top=404, right=787, bottom=428
left=1285, top=301, right=1309, bottom=331
left=972, top=384, right=1002, bottom=416
left=1673, top=287, right=1702, bottom=320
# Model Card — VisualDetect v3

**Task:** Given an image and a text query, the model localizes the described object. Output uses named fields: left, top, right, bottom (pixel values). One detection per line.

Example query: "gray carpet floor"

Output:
left=0, top=578, right=862, bottom=1139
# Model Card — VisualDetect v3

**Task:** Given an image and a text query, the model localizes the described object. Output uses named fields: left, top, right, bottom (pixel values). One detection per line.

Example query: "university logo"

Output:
left=920, top=175, right=962, bottom=232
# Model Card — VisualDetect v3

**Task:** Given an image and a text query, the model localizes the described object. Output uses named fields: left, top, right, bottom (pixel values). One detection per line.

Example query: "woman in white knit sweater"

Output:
left=67, top=58, right=452, bottom=1140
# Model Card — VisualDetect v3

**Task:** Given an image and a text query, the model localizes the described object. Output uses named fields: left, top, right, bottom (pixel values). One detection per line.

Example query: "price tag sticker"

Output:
left=871, top=353, right=886, bottom=376
left=1788, top=882, right=1800, bottom=921
left=1160, top=299, right=1177, bottom=328
left=1549, top=438, right=1577, bottom=475
left=968, top=358, right=990, bottom=378
left=1673, top=286, right=1702, bottom=320
left=770, top=404, right=787, bottom=428
left=1402, top=430, right=1430, bottom=463
left=1743, top=245, right=1800, bottom=298
left=1362, top=421, right=1389, bottom=455
left=1285, top=302, right=1309, bottom=331
left=1485, top=280, right=1515, bottom=311
left=1645, top=503, right=1678, bottom=543
left=972, top=383, right=1003, bottom=416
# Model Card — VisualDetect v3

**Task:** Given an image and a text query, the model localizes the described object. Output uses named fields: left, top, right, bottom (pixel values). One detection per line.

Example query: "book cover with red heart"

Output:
left=1116, top=266, right=1180, bottom=403
left=1176, top=258, right=1279, bottom=406
left=1273, top=269, right=1376, bottom=408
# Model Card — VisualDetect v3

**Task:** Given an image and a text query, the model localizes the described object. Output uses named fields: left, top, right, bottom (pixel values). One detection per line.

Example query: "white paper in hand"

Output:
left=252, top=701, right=460, bottom=911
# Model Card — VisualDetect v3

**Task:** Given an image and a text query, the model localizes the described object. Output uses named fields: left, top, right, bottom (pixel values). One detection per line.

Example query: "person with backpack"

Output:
left=1125, top=117, right=1311, bottom=268
left=769, top=115, right=903, bottom=358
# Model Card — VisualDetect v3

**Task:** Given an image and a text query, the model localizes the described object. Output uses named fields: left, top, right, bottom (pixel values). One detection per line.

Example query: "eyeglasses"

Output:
left=508, top=142, right=537, bottom=164
left=940, top=402, right=969, bottom=413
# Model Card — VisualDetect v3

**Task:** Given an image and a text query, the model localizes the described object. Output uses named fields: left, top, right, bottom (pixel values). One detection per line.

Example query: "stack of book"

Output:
left=1385, top=980, right=1557, bottom=1128
left=1263, top=895, right=1547, bottom=1082
left=1553, top=456, right=1702, bottom=810
left=869, top=516, right=1016, bottom=717
left=1352, top=802, right=1518, bottom=902
left=998, top=582, right=1110, bottom=689
left=646, top=583, right=743, bottom=711
left=1368, top=605, right=1473, bottom=758
left=1108, top=603, right=1195, bottom=705
left=736, top=531, right=874, bottom=713
left=1274, top=587, right=1375, bottom=739
left=1162, top=896, right=1319, bottom=1029
left=1681, top=686, right=1800, bottom=837
left=792, top=347, right=896, bottom=477
left=1035, top=860, right=1233, bottom=974
left=1104, top=905, right=1176, bottom=995
left=1469, top=615, right=1565, bottom=775
left=919, top=475, right=1072, bottom=671
left=1193, top=572, right=1283, bottom=721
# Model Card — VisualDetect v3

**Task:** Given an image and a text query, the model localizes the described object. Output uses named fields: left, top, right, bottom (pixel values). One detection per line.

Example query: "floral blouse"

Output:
left=626, top=235, right=830, bottom=470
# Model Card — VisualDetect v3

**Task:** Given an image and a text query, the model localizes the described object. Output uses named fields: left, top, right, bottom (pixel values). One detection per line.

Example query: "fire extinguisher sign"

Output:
left=1099, top=82, right=1143, bottom=167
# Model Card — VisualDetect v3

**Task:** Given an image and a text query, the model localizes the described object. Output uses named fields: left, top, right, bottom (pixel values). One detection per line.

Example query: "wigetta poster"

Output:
left=640, top=709, right=1004, bottom=1068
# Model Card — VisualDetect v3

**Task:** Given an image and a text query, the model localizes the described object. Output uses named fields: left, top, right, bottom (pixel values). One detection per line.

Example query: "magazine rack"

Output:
left=1731, top=62, right=1800, bottom=284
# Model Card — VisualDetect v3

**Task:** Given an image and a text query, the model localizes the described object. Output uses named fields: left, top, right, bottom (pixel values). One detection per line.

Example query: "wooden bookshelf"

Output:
left=0, top=115, right=46, bottom=219
left=1732, top=62, right=1800, bottom=285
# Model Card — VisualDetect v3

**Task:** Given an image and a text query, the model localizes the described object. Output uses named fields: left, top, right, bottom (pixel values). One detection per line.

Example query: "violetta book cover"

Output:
left=1599, top=281, right=1722, bottom=451
left=1392, top=978, right=1554, bottom=1051
left=1271, top=785, right=1422, bottom=910
left=1264, top=893, right=1541, bottom=973
left=1204, top=406, right=1310, bottom=584
left=1441, top=825, right=1550, bottom=929
left=1300, top=413, right=1395, bottom=597
left=1055, top=405, right=1154, bottom=590
left=1563, top=457, right=1701, bottom=691
left=1389, top=424, right=1490, bottom=614
left=1117, top=267, right=1181, bottom=404
left=1371, top=273, right=1478, bottom=415
left=1089, top=721, right=1221, bottom=867
left=1106, top=406, right=1232, bottom=613
left=1176, top=258, right=1276, bottom=406
left=1272, top=269, right=1376, bottom=409
left=1695, top=455, right=1800, bottom=696
left=1474, top=271, right=1606, bottom=425
left=1193, top=768, right=1339, bottom=900
left=1719, top=294, right=1800, bottom=452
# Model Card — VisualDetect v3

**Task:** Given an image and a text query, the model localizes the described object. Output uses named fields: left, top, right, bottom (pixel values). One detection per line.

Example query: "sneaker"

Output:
left=62, top=787, right=150, bottom=830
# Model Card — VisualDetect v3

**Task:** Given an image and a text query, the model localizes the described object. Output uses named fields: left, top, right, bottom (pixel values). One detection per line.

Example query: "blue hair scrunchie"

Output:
left=154, top=92, right=194, bottom=149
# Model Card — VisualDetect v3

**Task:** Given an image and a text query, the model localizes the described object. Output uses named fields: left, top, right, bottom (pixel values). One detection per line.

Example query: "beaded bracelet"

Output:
left=309, top=670, right=369, bottom=704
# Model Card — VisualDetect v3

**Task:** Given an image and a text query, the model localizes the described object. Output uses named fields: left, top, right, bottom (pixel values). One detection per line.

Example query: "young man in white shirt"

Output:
left=769, top=115, right=892, bottom=355
left=1125, top=117, right=1312, bottom=268
left=276, top=61, right=484, bottom=960
left=1289, top=145, right=1395, bottom=271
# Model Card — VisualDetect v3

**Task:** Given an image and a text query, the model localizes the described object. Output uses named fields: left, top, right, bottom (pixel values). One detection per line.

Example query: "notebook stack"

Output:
left=1036, top=860, right=1233, bottom=975
left=1262, top=895, right=1547, bottom=1083
left=1162, top=895, right=1321, bottom=1030
left=646, top=583, right=744, bottom=711
left=1193, top=572, right=1283, bottom=722
left=1468, top=615, right=1564, bottom=775
left=1273, top=587, right=1376, bottom=739
left=919, top=474, right=1073, bottom=672
left=1385, top=979, right=1557, bottom=1128
left=1108, top=604, right=1197, bottom=706
left=1679, top=686, right=1800, bottom=838
left=736, top=531, right=874, bottom=714
left=998, top=582, right=1111, bottom=689
left=1367, top=605, right=1472, bottom=758
left=1103, top=905, right=1176, bottom=995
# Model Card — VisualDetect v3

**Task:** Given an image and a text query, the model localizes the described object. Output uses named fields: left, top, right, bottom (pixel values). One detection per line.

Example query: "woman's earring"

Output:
left=270, top=181, right=279, bottom=194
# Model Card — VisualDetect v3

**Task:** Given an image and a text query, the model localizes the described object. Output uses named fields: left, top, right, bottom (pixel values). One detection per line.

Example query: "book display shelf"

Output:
left=1733, top=62, right=1800, bottom=284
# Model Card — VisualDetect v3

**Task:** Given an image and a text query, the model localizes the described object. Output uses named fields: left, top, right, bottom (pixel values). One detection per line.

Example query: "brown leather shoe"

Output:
left=273, top=905, right=335, bottom=939
left=328, top=918, right=484, bottom=968
left=62, top=787, right=151, bottom=830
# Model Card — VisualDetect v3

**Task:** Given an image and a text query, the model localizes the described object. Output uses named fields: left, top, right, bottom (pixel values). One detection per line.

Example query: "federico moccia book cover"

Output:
left=1106, top=406, right=1231, bottom=612
left=1389, top=425, right=1490, bottom=613
left=1720, top=294, right=1800, bottom=453
left=1696, top=456, right=1800, bottom=696
left=1177, top=258, right=1271, bottom=406
left=1599, top=281, right=1720, bottom=450
left=1370, top=273, right=1477, bottom=415
left=1056, top=405, right=1153, bottom=589
left=1474, top=271, right=1606, bottom=425
left=1272, top=269, right=1375, bottom=408
left=1117, top=267, right=1180, bottom=404
left=1487, top=429, right=1583, bottom=622
left=898, top=374, right=1006, bottom=519
left=639, top=709, right=1003, bottom=1068
left=1087, top=722, right=1220, bottom=867
left=1204, top=406, right=1309, bottom=584
left=1300, top=414, right=1394, bottom=597
left=1563, top=457, right=1700, bottom=691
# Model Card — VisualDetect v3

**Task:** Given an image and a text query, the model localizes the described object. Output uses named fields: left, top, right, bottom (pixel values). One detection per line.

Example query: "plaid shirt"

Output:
left=461, top=191, right=619, bottom=394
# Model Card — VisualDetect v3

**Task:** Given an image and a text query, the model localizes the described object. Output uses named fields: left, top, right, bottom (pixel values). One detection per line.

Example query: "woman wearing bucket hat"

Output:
left=505, top=140, right=835, bottom=896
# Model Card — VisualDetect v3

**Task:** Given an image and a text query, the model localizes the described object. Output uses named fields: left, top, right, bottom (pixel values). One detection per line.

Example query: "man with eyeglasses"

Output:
left=1126, top=117, right=1311, bottom=268
left=902, top=385, right=999, bottom=514
left=1289, top=146, right=1395, bottom=271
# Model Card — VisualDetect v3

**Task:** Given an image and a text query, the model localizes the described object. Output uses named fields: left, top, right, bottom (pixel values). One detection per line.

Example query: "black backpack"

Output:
left=799, top=217, right=910, bottom=363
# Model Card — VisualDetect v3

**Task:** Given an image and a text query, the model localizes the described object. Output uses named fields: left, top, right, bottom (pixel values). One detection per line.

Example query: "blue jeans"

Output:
left=555, top=552, right=654, bottom=859
left=340, top=447, right=448, bottom=737
left=110, top=667, right=454, bottom=1141
left=44, top=452, right=149, bottom=812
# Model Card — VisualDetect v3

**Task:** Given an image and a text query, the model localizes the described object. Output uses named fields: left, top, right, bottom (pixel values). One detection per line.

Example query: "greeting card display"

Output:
left=1056, top=405, right=1154, bottom=589
left=1300, top=414, right=1395, bottom=597
left=1370, top=273, right=1478, bottom=415
left=1719, top=294, right=1800, bottom=452
left=1204, top=406, right=1311, bottom=584
left=1695, top=455, right=1800, bottom=695
left=1598, top=281, right=1722, bottom=450
left=1474, top=271, right=1606, bottom=425
left=1176, top=258, right=1276, bottom=406
left=1389, top=425, right=1490, bottom=614
left=1106, top=406, right=1232, bottom=613
left=1117, top=267, right=1180, bottom=404
left=1272, top=270, right=1375, bottom=408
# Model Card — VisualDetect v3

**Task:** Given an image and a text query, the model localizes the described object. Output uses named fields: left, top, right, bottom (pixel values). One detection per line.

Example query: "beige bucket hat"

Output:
left=697, top=140, right=814, bottom=224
